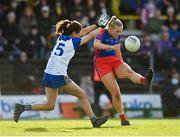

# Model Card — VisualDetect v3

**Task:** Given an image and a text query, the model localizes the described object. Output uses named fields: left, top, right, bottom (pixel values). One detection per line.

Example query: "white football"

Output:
left=124, top=36, right=140, bottom=52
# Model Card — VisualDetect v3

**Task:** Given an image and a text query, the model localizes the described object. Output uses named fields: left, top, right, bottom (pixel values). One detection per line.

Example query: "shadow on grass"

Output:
left=68, top=126, right=121, bottom=130
left=25, top=127, right=48, bottom=132
left=67, top=125, right=137, bottom=130
left=24, top=126, right=138, bottom=133
left=67, top=127, right=92, bottom=130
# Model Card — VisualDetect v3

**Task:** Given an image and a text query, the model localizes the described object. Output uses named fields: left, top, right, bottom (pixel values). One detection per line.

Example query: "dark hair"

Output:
left=55, top=19, right=82, bottom=36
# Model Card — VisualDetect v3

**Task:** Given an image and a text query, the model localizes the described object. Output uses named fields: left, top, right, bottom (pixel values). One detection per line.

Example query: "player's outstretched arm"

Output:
left=80, top=28, right=101, bottom=46
left=79, top=13, right=110, bottom=37
left=79, top=24, right=97, bottom=37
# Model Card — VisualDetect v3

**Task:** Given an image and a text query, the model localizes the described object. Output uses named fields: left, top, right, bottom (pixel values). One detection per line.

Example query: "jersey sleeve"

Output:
left=72, top=37, right=81, bottom=49
left=95, top=28, right=106, bottom=42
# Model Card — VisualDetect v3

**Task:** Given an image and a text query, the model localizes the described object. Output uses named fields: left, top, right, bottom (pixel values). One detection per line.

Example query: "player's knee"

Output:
left=127, top=69, right=135, bottom=77
left=127, top=69, right=134, bottom=74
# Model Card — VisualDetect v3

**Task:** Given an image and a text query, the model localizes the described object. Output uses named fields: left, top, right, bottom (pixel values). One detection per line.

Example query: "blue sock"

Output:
left=24, top=105, right=32, bottom=111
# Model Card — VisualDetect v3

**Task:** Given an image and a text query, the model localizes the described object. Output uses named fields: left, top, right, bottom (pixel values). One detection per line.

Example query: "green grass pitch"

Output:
left=0, top=118, right=180, bottom=136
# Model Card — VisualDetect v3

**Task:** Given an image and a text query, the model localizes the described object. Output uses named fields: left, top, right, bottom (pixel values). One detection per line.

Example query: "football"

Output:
left=124, top=36, right=140, bottom=52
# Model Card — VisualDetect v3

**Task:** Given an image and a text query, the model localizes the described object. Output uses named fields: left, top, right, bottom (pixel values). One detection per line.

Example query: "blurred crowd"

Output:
left=0, top=0, right=180, bottom=117
left=0, top=0, right=179, bottom=62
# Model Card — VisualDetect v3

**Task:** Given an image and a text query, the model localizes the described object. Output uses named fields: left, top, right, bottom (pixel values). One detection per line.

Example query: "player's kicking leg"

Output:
left=114, top=63, right=153, bottom=126
left=115, top=63, right=153, bottom=88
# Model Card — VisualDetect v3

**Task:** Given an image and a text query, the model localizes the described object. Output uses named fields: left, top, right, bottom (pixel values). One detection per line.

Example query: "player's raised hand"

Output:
left=96, top=12, right=110, bottom=28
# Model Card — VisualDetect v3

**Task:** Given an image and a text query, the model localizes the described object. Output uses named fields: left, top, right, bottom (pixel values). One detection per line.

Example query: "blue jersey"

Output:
left=95, top=29, right=121, bottom=57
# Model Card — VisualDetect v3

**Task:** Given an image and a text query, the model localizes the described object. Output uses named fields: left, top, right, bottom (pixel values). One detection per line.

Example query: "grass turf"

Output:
left=0, top=119, right=180, bottom=136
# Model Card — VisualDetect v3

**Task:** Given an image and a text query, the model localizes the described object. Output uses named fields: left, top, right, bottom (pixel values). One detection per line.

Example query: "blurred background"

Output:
left=0, top=0, right=180, bottom=119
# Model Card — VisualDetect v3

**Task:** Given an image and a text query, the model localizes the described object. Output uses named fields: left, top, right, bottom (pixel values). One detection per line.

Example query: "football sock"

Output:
left=24, top=105, right=32, bottom=111
left=140, top=77, right=145, bottom=85
left=120, top=113, right=128, bottom=122
left=90, top=116, right=97, bottom=122
left=119, top=112, right=124, bottom=115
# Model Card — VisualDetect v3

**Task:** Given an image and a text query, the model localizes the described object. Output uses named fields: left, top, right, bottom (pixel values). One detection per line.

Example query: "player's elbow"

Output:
left=93, top=44, right=99, bottom=49
left=94, top=41, right=100, bottom=49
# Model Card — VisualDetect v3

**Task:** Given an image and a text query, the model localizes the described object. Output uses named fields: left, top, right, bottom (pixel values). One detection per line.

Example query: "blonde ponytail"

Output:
left=106, top=16, right=123, bottom=29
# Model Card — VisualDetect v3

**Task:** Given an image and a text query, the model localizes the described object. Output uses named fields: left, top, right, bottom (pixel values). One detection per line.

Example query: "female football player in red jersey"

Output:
left=94, top=16, right=153, bottom=126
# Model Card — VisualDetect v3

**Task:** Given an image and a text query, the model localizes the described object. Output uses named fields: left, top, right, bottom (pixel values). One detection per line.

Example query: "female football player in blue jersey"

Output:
left=94, top=16, right=154, bottom=126
left=13, top=13, right=110, bottom=128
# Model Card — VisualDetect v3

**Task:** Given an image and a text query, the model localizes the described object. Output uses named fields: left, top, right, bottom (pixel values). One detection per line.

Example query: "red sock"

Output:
left=140, top=77, right=145, bottom=85
left=119, top=113, right=128, bottom=122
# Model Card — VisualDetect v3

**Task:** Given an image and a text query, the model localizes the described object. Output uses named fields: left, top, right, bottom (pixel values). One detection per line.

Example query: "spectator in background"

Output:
left=51, top=0, right=66, bottom=25
left=88, top=9, right=97, bottom=25
left=19, top=5, right=37, bottom=36
left=35, top=0, right=49, bottom=19
left=72, top=7, right=83, bottom=21
left=162, top=71, right=180, bottom=117
left=127, top=0, right=147, bottom=15
left=36, top=5, right=51, bottom=58
left=72, top=0, right=83, bottom=11
left=138, top=34, right=155, bottom=69
left=174, top=41, right=180, bottom=63
left=70, top=0, right=83, bottom=20
left=86, top=0, right=97, bottom=12
left=145, top=9, right=163, bottom=42
left=155, top=0, right=164, bottom=11
left=117, top=0, right=133, bottom=15
left=173, top=40, right=180, bottom=71
left=2, top=11, right=20, bottom=51
left=161, top=0, right=178, bottom=14
left=26, top=25, right=46, bottom=60
left=156, top=31, right=174, bottom=70
left=141, top=0, right=156, bottom=29
left=168, top=20, right=180, bottom=46
left=37, top=5, right=52, bottom=38
left=99, top=0, right=109, bottom=14
left=0, top=3, right=6, bottom=21
left=81, top=16, right=90, bottom=28
left=13, top=51, right=36, bottom=94
left=5, top=0, right=21, bottom=23
left=164, top=6, right=178, bottom=28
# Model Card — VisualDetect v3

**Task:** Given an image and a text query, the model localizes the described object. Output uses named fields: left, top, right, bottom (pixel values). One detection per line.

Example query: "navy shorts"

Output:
left=42, top=73, right=72, bottom=88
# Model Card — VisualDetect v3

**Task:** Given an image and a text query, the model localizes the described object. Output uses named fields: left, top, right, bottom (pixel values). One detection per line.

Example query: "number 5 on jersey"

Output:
left=54, top=43, right=65, bottom=56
